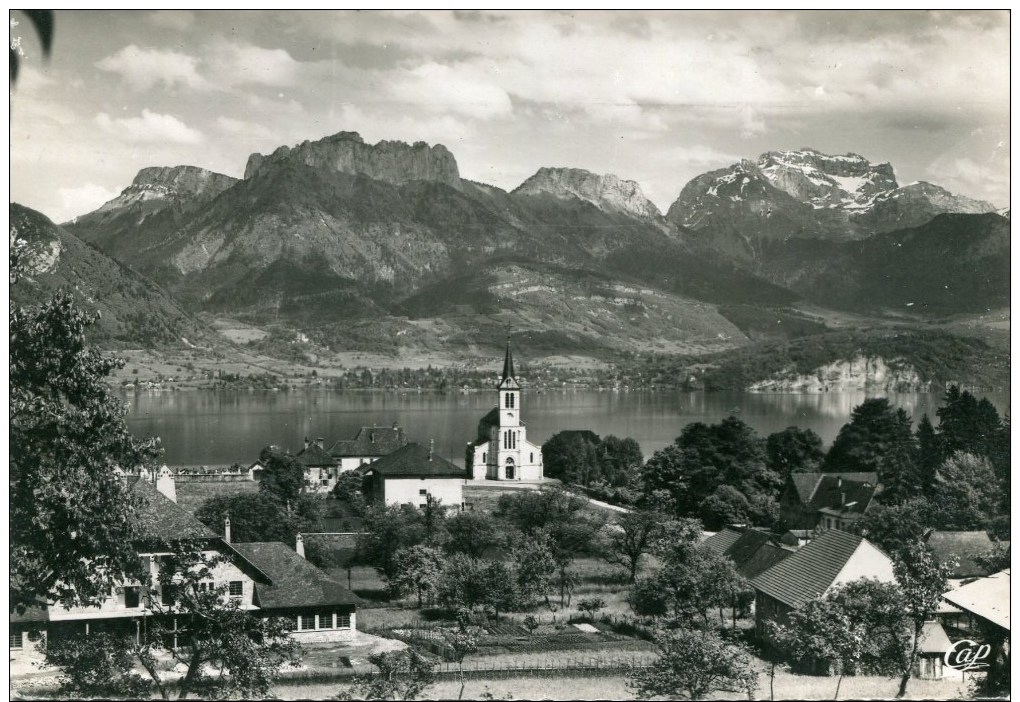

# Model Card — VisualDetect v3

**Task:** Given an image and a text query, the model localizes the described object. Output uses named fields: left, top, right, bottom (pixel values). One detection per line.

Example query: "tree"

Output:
left=629, top=629, right=758, bottom=700
left=633, top=519, right=744, bottom=626
left=892, top=541, right=951, bottom=699
left=699, top=485, right=751, bottom=530
left=639, top=417, right=779, bottom=519
left=337, top=649, right=436, bottom=701
left=391, top=545, right=444, bottom=607
left=931, top=452, right=1001, bottom=530
left=481, top=560, right=519, bottom=621
left=445, top=511, right=499, bottom=558
left=600, top=435, right=644, bottom=486
left=357, top=504, right=429, bottom=582
left=541, top=430, right=603, bottom=486
left=509, top=533, right=556, bottom=606
left=600, top=510, right=660, bottom=582
left=914, top=414, right=940, bottom=496
left=850, top=498, right=935, bottom=555
left=195, top=492, right=321, bottom=545
left=11, top=244, right=161, bottom=613
left=936, top=386, right=1004, bottom=463
left=257, top=445, right=306, bottom=504
left=824, top=399, right=919, bottom=502
left=766, top=426, right=824, bottom=479
left=45, top=545, right=299, bottom=700
left=45, top=632, right=151, bottom=699
left=436, top=554, right=487, bottom=611
left=437, top=628, right=477, bottom=700
left=577, top=596, right=606, bottom=622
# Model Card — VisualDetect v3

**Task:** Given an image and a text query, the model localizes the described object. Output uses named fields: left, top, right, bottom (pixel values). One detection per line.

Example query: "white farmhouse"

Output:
left=360, top=442, right=465, bottom=510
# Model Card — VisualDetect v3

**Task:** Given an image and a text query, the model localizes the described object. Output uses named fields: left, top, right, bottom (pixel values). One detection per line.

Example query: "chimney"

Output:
left=429, top=439, right=434, bottom=461
left=304, top=436, right=310, bottom=450
left=296, top=533, right=305, bottom=559
left=840, top=491, right=846, bottom=507
left=155, top=465, right=177, bottom=503
left=837, top=477, right=842, bottom=488
left=224, top=514, right=231, bottom=543
left=316, top=437, right=324, bottom=449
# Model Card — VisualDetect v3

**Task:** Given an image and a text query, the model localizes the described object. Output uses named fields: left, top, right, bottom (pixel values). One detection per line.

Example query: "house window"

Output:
left=419, top=504, right=427, bottom=509
left=300, top=614, right=315, bottom=631
left=318, top=611, right=334, bottom=629
left=482, top=452, right=487, bottom=463
left=228, top=581, right=243, bottom=598
left=10, top=632, right=22, bottom=649
left=419, top=489, right=427, bottom=496
left=321, top=479, right=329, bottom=486
left=124, top=586, right=141, bottom=608
left=337, top=612, right=351, bottom=628
left=530, top=453, right=533, bottom=463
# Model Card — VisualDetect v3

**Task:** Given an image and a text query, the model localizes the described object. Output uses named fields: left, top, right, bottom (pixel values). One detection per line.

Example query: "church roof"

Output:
left=498, top=338, right=519, bottom=390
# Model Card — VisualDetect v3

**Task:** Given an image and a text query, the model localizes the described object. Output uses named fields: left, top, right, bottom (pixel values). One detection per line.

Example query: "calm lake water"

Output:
left=122, top=388, right=1010, bottom=468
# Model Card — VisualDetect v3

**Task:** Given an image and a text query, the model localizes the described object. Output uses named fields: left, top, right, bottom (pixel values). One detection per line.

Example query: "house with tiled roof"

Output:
left=702, top=527, right=795, bottom=580
left=330, top=424, right=409, bottom=473
left=779, top=472, right=880, bottom=532
left=296, top=438, right=340, bottom=493
left=360, top=442, right=466, bottom=510
left=9, top=470, right=361, bottom=660
left=750, top=529, right=896, bottom=643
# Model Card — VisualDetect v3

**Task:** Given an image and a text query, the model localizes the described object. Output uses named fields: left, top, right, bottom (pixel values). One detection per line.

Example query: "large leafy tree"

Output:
left=541, top=430, right=602, bottom=486
left=356, top=503, right=434, bottom=582
left=10, top=242, right=161, bottom=613
left=444, top=510, right=499, bottom=559
left=932, top=452, right=1001, bottom=530
left=195, top=492, right=322, bottom=545
left=824, top=398, right=919, bottom=503
left=765, top=426, right=824, bottom=479
left=892, top=541, right=952, bottom=699
left=45, top=544, right=299, bottom=700
left=629, top=628, right=758, bottom=700
left=390, top=545, right=444, bottom=607
left=600, top=509, right=660, bottom=582
left=257, top=445, right=306, bottom=504
left=640, top=417, right=779, bottom=520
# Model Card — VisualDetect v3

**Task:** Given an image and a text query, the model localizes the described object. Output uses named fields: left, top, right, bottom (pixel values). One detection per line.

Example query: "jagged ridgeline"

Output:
left=54, top=132, right=1008, bottom=358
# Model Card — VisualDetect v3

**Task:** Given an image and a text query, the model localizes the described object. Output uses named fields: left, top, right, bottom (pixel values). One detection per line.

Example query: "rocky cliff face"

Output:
left=512, top=167, right=662, bottom=220
left=93, top=165, right=238, bottom=215
left=243, top=131, right=462, bottom=189
left=747, top=355, right=929, bottom=393
left=668, top=148, right=996, bottom=248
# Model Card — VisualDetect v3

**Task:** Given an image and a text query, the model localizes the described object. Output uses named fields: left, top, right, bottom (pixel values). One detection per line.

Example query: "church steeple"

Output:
left=498, top=336, right=520, bottom=390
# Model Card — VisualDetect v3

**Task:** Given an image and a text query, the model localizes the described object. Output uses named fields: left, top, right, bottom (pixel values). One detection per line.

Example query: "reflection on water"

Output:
left=122, top=389, right=1010, bottom=468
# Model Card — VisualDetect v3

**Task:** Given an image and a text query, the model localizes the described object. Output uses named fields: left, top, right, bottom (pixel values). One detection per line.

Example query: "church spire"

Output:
left=501, top=335, right=515, bottom=382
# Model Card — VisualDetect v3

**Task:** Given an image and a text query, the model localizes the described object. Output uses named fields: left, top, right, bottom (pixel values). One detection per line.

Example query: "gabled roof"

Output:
left=740, top=542, right=794, bottom=580
left=229, top=542, right=360, bottom=609
left=924, top=531, right=996, bottom=578
left=128, top=478, right=217, bottom=542
left=942, top=569, right=1010, bottom=631
left=296, top=444, right=337, bottom=467
left=810, top=475, right=877, bottom=516
left=751, top=529, right=876, bottom=609
left=363, top=443, right=466, bottom=478
left=789, top=472, right=879, bottom=505
left=915, top=620, right=952, bottom=654
left=470, top=407, right=501, bottom=445
left=727, top=529, right=773, bottom=566
left=330, top=426, right=408, bottom=458
left=702, top=528, right=743, bottom=555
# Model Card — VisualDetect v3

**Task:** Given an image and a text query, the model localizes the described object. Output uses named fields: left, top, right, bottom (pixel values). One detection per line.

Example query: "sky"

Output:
left=9, top=9, right=1011, bottom=223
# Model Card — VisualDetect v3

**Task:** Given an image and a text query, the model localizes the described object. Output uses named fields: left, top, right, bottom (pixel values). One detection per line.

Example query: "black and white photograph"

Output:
left=8, top=9, right=1011, bottom=700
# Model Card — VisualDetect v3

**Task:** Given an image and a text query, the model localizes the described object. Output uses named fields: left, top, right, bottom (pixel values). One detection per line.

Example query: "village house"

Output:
left=359, top=441, right=466, bottom=510
left=296, top=437, right=340, bottom=493
left=750, top=529, right=896, bottom=644
left=778, top=471, right=880, bottom=532
left=703, top=527, right=795, bottom=580
left=465, top=339, right=544, bottom=481
left=330, top=424, right=409, bottom=472
left=9, top=470, right=359, bottom=661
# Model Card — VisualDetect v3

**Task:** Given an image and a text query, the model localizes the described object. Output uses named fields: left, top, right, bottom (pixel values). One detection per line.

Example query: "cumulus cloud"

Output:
left=209, top=40, right=303, bottom=87
left=96, top=45, right=209, bottom=91
left=386, top=61, right=513, bottom=119
left=216, top=117, right=276, bottom=140
left=96, top=110, right=204, bottom=144
left=58, top=184, right=120, bottom=221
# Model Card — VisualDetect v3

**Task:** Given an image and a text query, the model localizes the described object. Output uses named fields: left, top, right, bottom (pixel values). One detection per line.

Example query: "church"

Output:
left=465, top=339, right=544, bottom=481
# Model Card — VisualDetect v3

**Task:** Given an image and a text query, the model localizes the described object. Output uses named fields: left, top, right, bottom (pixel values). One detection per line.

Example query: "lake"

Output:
left=122, top=388, right=1010, bottom=468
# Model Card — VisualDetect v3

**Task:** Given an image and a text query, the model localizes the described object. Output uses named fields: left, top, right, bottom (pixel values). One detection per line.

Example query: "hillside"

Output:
left=10, top=203, right=213, bottom=348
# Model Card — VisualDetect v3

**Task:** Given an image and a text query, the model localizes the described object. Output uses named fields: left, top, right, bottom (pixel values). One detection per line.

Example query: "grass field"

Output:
left=173, top=480, right=259, bottom=513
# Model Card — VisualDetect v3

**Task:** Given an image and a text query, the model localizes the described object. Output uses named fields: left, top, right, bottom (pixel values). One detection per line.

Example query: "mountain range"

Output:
left=19, top=131, right=1007, bottom=363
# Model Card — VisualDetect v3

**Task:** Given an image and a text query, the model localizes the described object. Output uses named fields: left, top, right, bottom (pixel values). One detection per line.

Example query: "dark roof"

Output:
left=296, top=444, right=337, bottom=467
left=229, top=542, right=360, bottom=609
left=499, top=338, right=519, bottom=389
left=925, top=531, right=996, bottom=578
left=471, top=407, right=501, bottom=445
left=740, top=543, right=794, bottom=580
left=364, top=443, right=466, bottom=478
left=790, top=472, right=879, bottom=505
left=702, top=528, right=743, bottom=555
left=810, top=475, right=877, bottom=516
left=727, top=529, right=773, bottom=566
left=751, top=530, right=870, bottom=609
left=128, top=478, right=217, bottom=541
left=330, top=426, right=408, bottom=458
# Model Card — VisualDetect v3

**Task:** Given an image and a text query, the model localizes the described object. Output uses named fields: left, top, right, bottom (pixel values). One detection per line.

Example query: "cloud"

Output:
left=209, top=40, right=303, bottom=87
left=95, top=110, right=204, bottom=144
left=58, top=184, right=120, bottom=221
left=149, top=10, right=196, bottom=31
left=96, top=45, right=209, bottom=91
left=387, top=61, right=513, bottom=119
left=216, top=117, right=276, bottom=141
